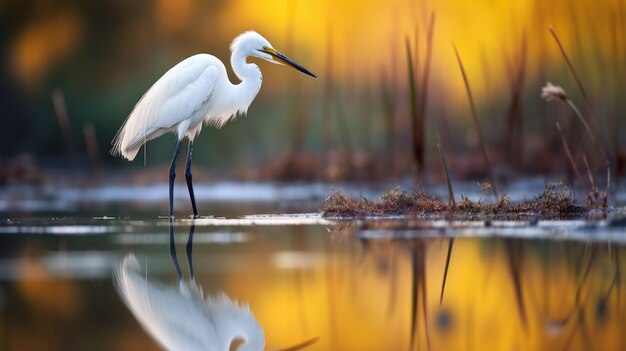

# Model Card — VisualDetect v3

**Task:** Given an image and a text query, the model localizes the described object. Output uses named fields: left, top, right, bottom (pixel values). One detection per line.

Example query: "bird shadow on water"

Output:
left=114, top=220, right=318, bottom=351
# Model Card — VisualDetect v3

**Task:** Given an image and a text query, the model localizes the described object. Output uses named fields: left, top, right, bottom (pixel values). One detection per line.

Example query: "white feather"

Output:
left=111, top=55, right=219, bottom=160
left=114, top=254, right=265, bottom=351
left=110, top=31, right=278, bottom=161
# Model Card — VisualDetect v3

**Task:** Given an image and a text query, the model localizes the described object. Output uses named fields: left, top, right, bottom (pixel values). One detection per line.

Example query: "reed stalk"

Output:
left=453, top=45, right=498, bottom=197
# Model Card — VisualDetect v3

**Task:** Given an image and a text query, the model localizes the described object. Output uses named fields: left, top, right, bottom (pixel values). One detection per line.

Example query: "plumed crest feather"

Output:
left=230, top=30, right=272, bottom=53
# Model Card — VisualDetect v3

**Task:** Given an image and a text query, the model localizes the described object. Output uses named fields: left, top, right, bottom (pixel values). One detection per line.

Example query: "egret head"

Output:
left=231, top=31, right=317, bottom=78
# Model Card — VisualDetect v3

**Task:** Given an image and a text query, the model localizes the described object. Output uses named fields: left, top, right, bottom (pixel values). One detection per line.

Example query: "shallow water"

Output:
left=1, top=180, right=626, bottom=350
left=5, top=177, right=624, bottom=214
left=0, top=213, right=625, bottom=351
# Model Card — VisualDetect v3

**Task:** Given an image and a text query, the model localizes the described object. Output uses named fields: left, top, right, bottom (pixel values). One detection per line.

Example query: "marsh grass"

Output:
left=436, top=134, right=455, bottom=208
left=547, top=27, right=611, bottom=202
left=405, top=37, right=420, bottom=170
left=549, top=27, right=591, bottom=110
left=542, top=83, right=610, bottom=207
left=504, top=33, right=527, bottom=163
left=322, top=182, right=583, bottom=218
left=380, top=70, right=396, bottom=165
left=83, top=123, right=101, bottom=168
left=436, top=133, right=458, bottom=307
left=418, top=13, right=436, bottom=155
left=51, top=89, right=77, bottom=163
left=453, top=45, right=498, bottom=198
left=404, top=13, right=435, bottom=174
left=556, top=121, right=589, bottom=195
left=322, top=21, right=335, bottom=178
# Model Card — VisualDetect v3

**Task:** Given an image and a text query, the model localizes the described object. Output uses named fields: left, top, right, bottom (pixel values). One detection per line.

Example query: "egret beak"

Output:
left=269, top=336, right=320, bottom=351
left=260, top=47, right=317, bottom=78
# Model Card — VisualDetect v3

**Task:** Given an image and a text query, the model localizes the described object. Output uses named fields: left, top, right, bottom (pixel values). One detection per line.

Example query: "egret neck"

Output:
left=229, top=46, right=263, bottom=116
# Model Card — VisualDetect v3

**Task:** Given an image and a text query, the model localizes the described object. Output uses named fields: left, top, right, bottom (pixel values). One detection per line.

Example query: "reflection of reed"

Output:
left=324, top=236, right=339, bottom=349
left=292, top=226, right=309, bottom=334
left=311, top=230, right=626, bottom=350
left=613, top=247, right=623, bottom=347
left=387, top=242, right=399, bottom=318
left=439, top=238, right=454, bottom=305
left=505, top=239, right=528, bottom=331
left=409, top=240, right=431, bottom=351
left=465, top=297, right=474, bottom=351
left=560, top=244, right=598, bottom=350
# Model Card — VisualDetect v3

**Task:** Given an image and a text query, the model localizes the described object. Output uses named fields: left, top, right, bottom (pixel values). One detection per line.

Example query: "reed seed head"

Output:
left=541, top=82, right=568, bottom=102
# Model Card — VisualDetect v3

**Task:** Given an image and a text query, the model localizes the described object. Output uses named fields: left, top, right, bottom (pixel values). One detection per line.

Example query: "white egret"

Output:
left=115, top=254, right=264, bottom=351
left=111, top=31, right=316, bottom=218
left=115, top=251, right=318, bottom=350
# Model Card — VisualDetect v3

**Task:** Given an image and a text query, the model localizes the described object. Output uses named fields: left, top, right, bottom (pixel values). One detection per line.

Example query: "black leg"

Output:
left=169, top=140, right=183, bottom=219
left=186, top=224, right=196, bottom=280
left=169, top=217, right=183, bottom=280
left=185, top=140, right=199, bottom=217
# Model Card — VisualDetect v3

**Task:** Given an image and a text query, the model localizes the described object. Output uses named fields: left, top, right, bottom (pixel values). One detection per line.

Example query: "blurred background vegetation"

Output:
left=1, top=0, right=624, bottom=182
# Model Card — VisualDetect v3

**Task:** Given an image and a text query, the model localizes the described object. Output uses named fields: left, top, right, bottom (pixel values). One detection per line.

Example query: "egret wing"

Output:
left=111, top=54, right=218, bottom=160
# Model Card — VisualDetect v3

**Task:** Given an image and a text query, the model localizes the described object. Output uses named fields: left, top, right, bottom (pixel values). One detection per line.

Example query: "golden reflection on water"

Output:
left=1, top=226, right=625, bottom=351
left=223, top=234, right=625, bottom=350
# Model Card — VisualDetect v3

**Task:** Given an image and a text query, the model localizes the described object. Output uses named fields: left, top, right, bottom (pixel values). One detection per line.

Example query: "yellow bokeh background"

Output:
left=10, top=0, right=624, bottom=103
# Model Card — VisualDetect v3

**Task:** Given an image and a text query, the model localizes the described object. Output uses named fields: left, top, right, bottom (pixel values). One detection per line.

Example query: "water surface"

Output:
left=1, top=213, right=625, bottom=350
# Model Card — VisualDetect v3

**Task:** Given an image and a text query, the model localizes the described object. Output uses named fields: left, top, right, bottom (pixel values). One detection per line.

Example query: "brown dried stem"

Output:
left=549, top=27, right=591, bottom=107
left=556, top=121, right=589, bottom=195
left=453, top=44, right=498, bottom=198
left=416, top=13, right=436, bottom=170
left=405, top=37, right=420, bottom=171
left=436, top=133, right=455, bottom=207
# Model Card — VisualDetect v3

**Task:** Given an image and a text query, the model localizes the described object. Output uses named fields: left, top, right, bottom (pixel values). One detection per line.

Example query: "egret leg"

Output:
left=186, top=224, right=196, bottom=280
left=185, top=140, right=199, bottom=217
left=169, top=217, right=183, bottom=280
left=169, top=140, right=183, bottom=219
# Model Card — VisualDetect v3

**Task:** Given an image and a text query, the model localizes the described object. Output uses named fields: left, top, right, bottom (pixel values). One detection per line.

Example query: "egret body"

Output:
left=115, top=227, right=319, bottom=351
left=115, top=254, right=265, bottom=351
left=111, top=31, right=316, bottom=217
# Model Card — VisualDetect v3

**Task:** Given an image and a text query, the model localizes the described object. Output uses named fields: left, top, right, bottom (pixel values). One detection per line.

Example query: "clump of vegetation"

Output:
left=322, top=182, right=584, bottom=219
left=532, top=182, right=579, bottom=213
left=322, top=191, right=365, bottom=216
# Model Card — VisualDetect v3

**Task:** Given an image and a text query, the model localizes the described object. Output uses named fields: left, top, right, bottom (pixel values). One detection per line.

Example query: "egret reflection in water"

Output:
left=114, top=222, right=318, bottom=351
